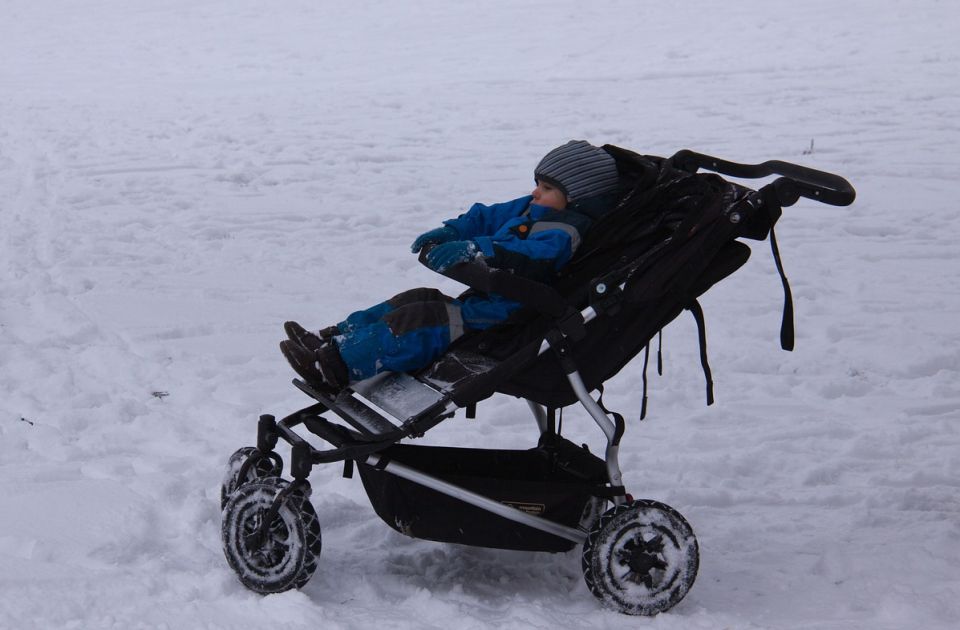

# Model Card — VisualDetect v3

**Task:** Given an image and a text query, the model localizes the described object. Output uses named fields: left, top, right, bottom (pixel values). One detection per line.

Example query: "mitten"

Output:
left=410, top=225, right=459, bottom=253
left=425, top=240, right=480, bottom=272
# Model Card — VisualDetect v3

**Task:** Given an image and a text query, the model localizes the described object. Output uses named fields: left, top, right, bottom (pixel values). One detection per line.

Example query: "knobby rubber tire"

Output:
left=220, top=446, right=283, bottom=509
left=221, top=477, right=322, bottom=593
left=581, top=499, right=698, bottom=615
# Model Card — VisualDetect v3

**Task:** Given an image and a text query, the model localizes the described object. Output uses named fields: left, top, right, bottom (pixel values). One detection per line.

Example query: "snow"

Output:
left=1, top=0, right=958, bottom=628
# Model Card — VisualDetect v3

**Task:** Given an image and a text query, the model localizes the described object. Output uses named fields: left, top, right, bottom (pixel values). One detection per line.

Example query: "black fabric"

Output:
left=384, top=300, right=452, bottom=336
left=356, top=438, right=607, bottom=552
left=567, top=188, right=628, bottom=220
left=488, top=244, right=559, bottom=283
left=640, top=343, right=650, bottom=419
left=379, top=288, right=459, bottom=336
left=386, top=287, right=454, bottom=308
left=768, top=225, right=795, bottom=351
left=687, top=299, right=714, bottom=406
left=482, top=240, right=751, bottom=408
left=316, top=343, right=349, bottom=389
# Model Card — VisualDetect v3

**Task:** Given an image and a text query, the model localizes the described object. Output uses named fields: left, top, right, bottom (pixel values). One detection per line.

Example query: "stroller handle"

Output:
left=669, top=149, right=856, bottom=207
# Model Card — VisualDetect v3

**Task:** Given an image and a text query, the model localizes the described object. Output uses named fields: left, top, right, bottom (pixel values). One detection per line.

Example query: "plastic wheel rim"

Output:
left=221, top=479, right=320, bottom=594
left=583, top=500, right=698, bottom=616
left=606, top=522, right=680, bottom=593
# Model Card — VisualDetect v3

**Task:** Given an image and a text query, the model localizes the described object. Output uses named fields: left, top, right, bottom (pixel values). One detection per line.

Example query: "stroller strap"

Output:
left=761, top=184, right=795, bottom=352
left=687, top=300, right=714, bottom=407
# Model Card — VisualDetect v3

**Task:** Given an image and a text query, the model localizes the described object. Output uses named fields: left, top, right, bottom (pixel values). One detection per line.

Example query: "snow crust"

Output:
left=2, top=1, right=959, bottom=628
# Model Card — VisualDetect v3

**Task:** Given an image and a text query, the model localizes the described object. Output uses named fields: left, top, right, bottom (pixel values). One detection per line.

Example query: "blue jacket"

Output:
left=442, top=196, right=594, bottom=328
left=334, top=196, right=609, bottom=380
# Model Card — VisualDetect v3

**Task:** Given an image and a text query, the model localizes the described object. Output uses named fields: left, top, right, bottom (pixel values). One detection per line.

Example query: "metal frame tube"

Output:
left=566, top=371, right=616, bottom=442
left=365, top=454, right=586, bottom=544
left=566, top=370, right=625, bottom=492
left=537, top=306, right=598, bottom=355
left=533, top=308, right=628, bottom=500
left=526, top=400, right=548, bottom=434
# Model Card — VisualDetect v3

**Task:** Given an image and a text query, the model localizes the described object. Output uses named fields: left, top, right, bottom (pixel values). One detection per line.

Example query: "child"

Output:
left=280, top=140, right=622, bottom=389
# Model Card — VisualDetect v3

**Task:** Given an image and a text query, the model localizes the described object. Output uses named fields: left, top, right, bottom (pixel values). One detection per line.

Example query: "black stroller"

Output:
left=219, top=147, right=855, bottom=615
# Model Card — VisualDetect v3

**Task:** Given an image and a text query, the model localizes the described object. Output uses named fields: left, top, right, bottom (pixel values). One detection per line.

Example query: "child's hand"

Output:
left=411, top=226, right=459, bottom=253
left=425, top=240, right=480, bottom=272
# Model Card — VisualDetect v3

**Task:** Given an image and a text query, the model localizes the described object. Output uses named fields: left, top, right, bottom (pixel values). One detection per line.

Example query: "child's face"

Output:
left=531, top=180, right=567, bottom=210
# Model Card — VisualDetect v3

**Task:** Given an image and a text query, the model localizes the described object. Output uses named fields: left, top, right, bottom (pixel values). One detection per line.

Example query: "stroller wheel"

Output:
left=220, top=447, right=283, bottom=509
left=581, top=499, right=698, bottom=616
left=221, top=477, right=322, bottom=594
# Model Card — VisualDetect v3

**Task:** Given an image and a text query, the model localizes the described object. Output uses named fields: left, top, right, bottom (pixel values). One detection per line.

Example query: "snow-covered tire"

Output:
left=581, top=499, right=698, bottom=616
left=221, top=477, right=322, bottom=594
left=220, top=447, right=283, bottom=509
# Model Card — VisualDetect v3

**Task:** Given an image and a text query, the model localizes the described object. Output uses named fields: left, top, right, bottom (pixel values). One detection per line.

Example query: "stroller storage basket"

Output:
left=357, top=437, right=607, bottom=552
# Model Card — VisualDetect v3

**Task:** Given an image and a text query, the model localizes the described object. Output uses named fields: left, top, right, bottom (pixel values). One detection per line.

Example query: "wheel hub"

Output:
left=617, top=533, right=668, bottom=587
left=242, top=509, right=290, bottom=567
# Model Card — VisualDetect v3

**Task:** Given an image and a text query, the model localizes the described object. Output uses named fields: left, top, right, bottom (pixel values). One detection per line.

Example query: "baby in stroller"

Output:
left=279, top=139, right=623, bottom=389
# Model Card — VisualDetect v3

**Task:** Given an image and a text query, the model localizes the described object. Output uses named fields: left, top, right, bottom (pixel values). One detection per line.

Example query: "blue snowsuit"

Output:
left=333, top=196, right=596, bottom=382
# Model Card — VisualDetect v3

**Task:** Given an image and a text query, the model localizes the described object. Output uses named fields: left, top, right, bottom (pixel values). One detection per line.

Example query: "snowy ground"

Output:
left=2, top=1, right=959, bottom=628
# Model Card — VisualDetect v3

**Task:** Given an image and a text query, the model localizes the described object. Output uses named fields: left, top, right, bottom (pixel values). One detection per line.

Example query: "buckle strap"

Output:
left=769, top=225, right=795, bottom=351
left=760, top=184, right=794, bottom=351
left=640, top=344, right=650, bottom=420
left=687, top=300, right=714, bottom=406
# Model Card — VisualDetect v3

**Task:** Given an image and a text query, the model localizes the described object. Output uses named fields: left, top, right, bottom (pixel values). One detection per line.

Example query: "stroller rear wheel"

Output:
left=221, top=477, right=322, bottom=594
left=220, top=446, right=283, bottom=509
left=581, top=499, right=698, bottom=615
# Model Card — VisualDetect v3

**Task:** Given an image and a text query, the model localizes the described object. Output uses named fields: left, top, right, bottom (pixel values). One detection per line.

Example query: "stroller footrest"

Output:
left=293, top=374, right=453, bottom=440
left=349, top=371, right=447, bottom=424
left=333, top=393, right=402, bottom=436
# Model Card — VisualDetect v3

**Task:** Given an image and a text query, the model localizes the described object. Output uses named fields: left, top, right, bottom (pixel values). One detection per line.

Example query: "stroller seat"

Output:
left=278, top=143, right=855, bottom=473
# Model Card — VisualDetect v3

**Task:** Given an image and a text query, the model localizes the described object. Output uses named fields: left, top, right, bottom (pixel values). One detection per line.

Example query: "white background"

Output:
left=1, top=1, right=958, bottom=628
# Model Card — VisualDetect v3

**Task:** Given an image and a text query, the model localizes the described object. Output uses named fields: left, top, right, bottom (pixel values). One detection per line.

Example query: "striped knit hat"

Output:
left=534, top=140, right=620, bottom=201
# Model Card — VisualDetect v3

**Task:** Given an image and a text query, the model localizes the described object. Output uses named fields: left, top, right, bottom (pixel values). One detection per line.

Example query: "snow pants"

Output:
left=332, top=287, right=518, bottom=382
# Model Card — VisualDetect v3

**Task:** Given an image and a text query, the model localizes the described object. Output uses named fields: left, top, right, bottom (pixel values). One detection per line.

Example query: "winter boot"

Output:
left=284, top=321, right=339, bottom=352
left=279, top=340, right=349, bottom=390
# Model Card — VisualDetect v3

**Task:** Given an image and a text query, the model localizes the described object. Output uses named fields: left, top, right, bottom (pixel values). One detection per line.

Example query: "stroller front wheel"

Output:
left=221, top=477, right=322, bottom=594
left=581, top=499, right=699, bottom=615
left=220, top=446, right=283, bottom=509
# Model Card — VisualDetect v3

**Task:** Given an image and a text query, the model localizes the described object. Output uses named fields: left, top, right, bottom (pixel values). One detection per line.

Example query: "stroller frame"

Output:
left=221, top=149, right=855, bottom=615
left=256, top=308, right=628, bottom=547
